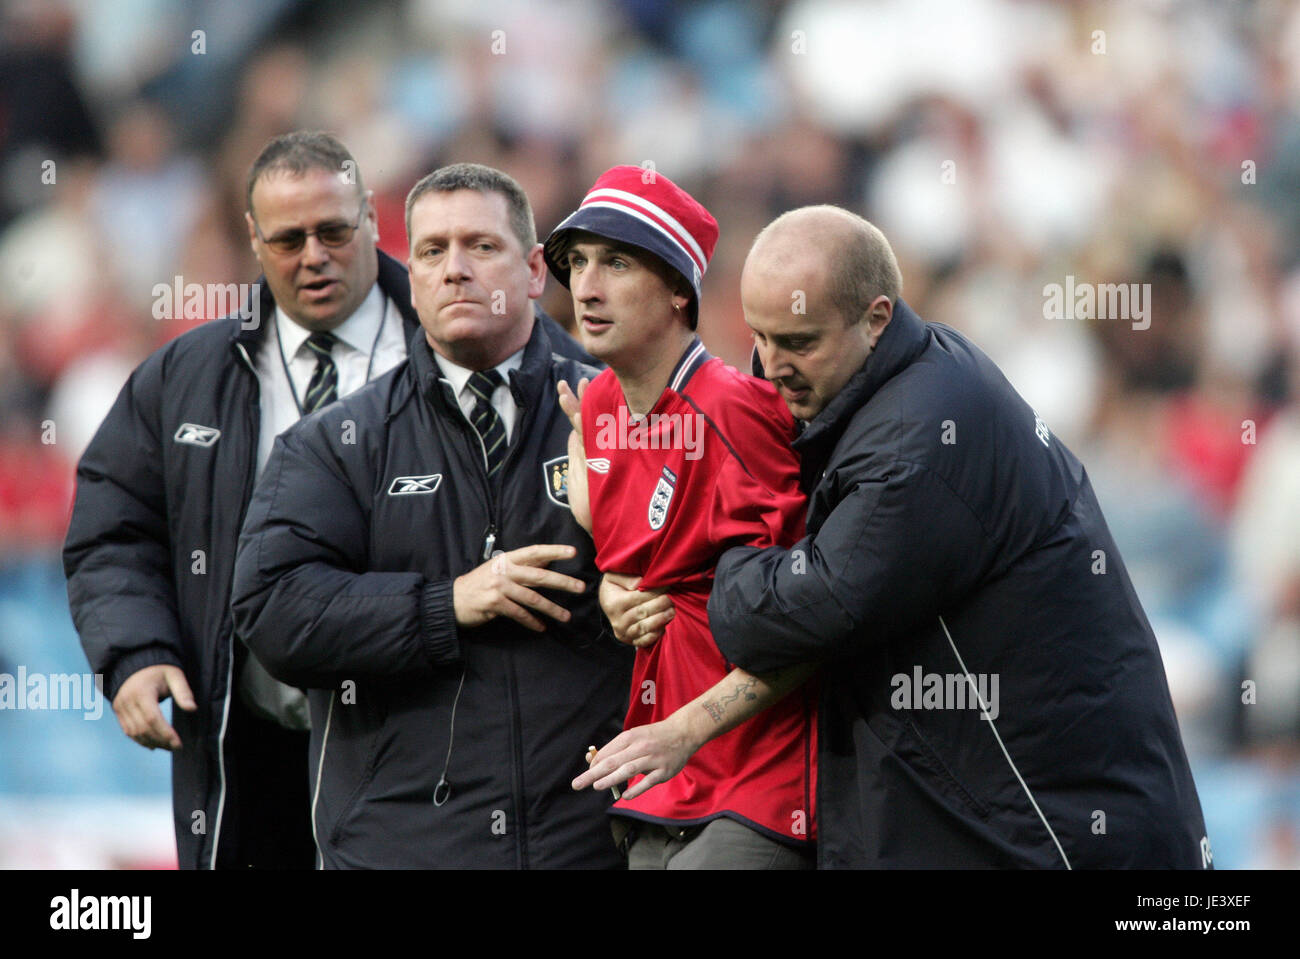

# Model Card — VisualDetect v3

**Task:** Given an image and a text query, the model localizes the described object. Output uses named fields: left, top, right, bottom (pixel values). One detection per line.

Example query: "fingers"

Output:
left=573, top=754, right=639, bottom=792
left=493, top=551, right=584, bottom=626
left=572, top=731, right=632, bottom=789
left=601, top=583, right=645, bottom=621
left=113, top=665, right=188, bottom=750
left=140, top=704, right=183, bottom=751
left=556, top=379, right=578, bottom=407
left=164, top=666, right=197, bottom=712
left=610, top=586, right=670, bottom=619
left=116, top=691, right=181, bottom=751
left=505, top=560, right=587, bottom=595
left=455, top=545, right=587, bottom=630
left=505, top=543, right=579, bottom=570
left=625, top=607, right=674, bottom=648
left=571, top=733, right=658, bottom=793
left=556, top=380, right=583, bottom=432
left=589, top=761, right=641, bottom=793
left=572, top=761, right=605, bottom=791
left=603, top=572, right=642, bottom=591
left=491, top=594, right=546, bottom=632
left=498, top=578, right=571, bottom=627
left=629, top=594, right=674, bottom=622
left=621, top=770, right=664, bottom=801
left=572, top=766, right=601, bottom=791
left=606, top=589, right=674, bottom=644
left=632, top=629, right=667, bottom=649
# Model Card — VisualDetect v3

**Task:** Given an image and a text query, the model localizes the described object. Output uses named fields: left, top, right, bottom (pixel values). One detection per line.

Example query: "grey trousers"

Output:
left=623, top=817, right=815, bottom=870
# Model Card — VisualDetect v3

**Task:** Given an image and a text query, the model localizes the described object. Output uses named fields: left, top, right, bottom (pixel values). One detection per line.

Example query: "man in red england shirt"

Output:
left=544, top=166, right=818, bottom=868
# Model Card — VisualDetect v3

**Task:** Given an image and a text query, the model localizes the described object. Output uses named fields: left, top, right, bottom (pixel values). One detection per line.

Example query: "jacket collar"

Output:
left=231, top=248, right=419, bottom=351
left=411, top=310, right=557, bottom=413
left=792, top=298, right=929, bottom=456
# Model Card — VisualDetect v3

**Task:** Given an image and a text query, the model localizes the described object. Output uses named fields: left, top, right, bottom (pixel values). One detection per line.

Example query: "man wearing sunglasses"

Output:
left=64, top=132, right=588, bottom=870
left=64, top=131, right=410, bottom=869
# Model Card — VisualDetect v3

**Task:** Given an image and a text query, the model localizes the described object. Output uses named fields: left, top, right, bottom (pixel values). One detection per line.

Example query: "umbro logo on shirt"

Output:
left=587, top=458, right=610, bottom=473
left=388, top=474, right=443, bottom=495
left=174, top=423, right=221, bottom=447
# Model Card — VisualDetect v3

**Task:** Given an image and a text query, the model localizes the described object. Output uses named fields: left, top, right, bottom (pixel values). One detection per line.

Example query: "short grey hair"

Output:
left=404, top=163, right=536, bottom=253
left=246, top=131, right=361, bottom=215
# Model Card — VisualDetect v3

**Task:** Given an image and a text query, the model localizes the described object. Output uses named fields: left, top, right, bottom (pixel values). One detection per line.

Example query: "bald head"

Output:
left=741, top=206, right=900, bottom=421
left=746, top=205, right=901, bottom=324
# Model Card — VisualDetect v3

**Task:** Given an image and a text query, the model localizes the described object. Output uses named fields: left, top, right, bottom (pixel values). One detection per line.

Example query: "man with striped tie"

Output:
left=230, top=164, right=633, bottom=868
left=64, top=131, right=421, bottom=869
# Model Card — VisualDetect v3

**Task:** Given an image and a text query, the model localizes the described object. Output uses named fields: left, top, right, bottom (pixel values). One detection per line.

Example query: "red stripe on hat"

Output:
left=579, top=192, right=707, bottom=276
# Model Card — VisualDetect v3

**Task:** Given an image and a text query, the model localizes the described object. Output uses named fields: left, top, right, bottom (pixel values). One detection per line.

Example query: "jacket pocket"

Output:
left=325, top=691, right=387, bottom=845
left=898, top=716, right=992, bottom=821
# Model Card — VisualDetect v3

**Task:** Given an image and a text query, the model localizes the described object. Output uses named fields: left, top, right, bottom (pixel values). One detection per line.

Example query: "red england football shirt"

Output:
left=582, top=338, right=817, bottom=845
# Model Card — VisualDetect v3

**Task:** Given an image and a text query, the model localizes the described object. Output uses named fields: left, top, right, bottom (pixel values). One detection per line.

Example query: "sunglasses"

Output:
left=252, top=200, right=368, bottom=255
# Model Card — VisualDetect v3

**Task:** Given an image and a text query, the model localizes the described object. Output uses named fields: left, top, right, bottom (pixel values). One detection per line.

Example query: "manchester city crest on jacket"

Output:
left=648, top=465, right=677, bottom=530
left=544, top=455, right=569, bottom=506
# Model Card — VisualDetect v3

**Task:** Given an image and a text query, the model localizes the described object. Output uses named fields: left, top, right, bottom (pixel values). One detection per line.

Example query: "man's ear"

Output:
left=363, top=189, right=378, bottom=244
left=525, top=243, right=547, bottom=299
left=245, top=211, right=260, bottom=258
left=866, top=295, right=893, bottom=346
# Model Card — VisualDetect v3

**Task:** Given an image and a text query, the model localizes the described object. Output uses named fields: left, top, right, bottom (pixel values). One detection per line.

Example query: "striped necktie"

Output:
left=303, top=332, right=339, bottom=413
left=467, top=369, right=506, bottom=477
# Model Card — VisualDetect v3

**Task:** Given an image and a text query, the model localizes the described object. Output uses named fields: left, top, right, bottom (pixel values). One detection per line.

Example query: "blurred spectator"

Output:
left=89, top=102, right=206, bottom=313
left=0, top=0, right=101, bottom=229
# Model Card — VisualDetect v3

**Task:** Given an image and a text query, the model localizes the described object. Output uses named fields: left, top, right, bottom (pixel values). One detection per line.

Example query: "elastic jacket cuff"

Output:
left=419, top=579, right=462, bottom=666
left=107, top=646, right=185, bottom=702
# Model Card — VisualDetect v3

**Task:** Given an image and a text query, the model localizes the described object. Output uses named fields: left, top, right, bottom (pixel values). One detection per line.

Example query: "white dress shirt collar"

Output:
left=432, top=346, right=526, bottom=443
left=274, top=283, right=386, bottom=360
left=432, top=347, right=525, bottom=398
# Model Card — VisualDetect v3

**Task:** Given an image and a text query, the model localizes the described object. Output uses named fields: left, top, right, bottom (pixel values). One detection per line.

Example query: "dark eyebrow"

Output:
left=266, top=216, right=350, bottom=239
left=771, top=332, right=815, bottom=346
left=570, top=242, right=640, bottom=261
left=416, top=229, right=505, bottom=247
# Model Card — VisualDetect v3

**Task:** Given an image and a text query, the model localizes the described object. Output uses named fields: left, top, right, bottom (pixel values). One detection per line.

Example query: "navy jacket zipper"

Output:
left=460, top=384, right=530, bottom=867
left=214, top=338, right=263, bottom=868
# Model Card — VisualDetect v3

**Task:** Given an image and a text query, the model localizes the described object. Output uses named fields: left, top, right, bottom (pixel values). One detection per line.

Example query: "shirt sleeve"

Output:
left=702, top=419, right=805, bottom=555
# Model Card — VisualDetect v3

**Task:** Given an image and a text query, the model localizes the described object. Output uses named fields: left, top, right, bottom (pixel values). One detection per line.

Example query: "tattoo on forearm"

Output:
left=702, top=677, right=760, bottom=726
left=731, top=678, right=759, bottom=703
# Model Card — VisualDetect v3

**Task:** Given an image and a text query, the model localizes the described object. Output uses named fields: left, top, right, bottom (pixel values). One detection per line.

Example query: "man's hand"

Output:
left=453, top=544, right=586, bottom=632
left=600, top=572, right=674, bottom=648
left=573, top=662, right=818, bottom=799
left=556, top=378, right=592, bottom=533
left=112, top=664, right=197, bottom=751
left=573, top=713, right=702, bottom=800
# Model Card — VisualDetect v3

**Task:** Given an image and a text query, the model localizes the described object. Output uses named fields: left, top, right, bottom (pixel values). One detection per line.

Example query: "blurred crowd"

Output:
left=2, top=0, right=1299, bottom=867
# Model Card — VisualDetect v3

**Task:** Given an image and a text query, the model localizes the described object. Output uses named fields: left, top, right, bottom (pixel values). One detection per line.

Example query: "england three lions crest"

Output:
left=543, top=455, right=569, bottom=506
left=648, top=465, right=678, bottom=531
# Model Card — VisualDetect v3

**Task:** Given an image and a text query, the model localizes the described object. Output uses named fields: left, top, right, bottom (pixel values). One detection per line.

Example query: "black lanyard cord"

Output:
left=275, top=296, right=389, bottom=417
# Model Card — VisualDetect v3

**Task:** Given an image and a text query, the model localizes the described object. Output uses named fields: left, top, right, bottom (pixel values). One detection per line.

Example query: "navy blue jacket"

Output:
left=230, top=317, right=632, bottom=868
left=709, top=300, right=1210, bottom=869
left=64, top=248, right=592, bottom=869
